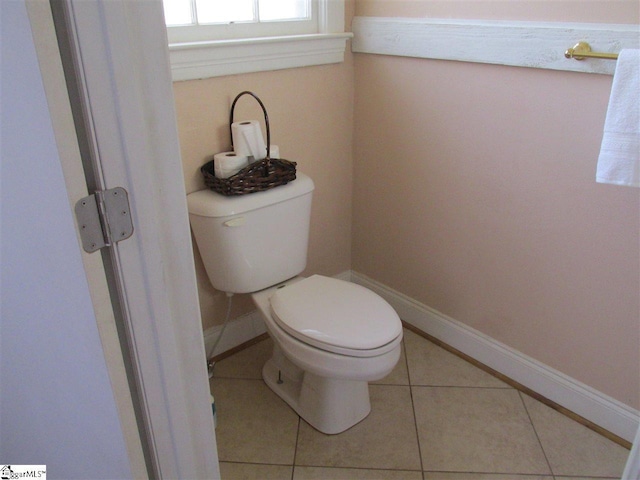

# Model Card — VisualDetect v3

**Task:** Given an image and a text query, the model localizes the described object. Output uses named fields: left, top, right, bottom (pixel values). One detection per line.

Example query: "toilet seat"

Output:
left=269, top=275, right=402, bottom=358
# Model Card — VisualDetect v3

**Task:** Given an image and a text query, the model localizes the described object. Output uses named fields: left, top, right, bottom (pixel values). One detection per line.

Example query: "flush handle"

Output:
left=223, top=217, right=245, bottom=227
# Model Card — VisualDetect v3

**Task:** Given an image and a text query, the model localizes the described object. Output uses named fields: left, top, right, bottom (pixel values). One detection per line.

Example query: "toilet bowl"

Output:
left=252, top=275, right=403, bottom=434
left=187, top=173, right=403, bottom=434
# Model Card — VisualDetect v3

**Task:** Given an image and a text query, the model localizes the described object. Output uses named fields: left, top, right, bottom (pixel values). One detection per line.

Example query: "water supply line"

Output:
left=206, top=292, right=234, bottom=378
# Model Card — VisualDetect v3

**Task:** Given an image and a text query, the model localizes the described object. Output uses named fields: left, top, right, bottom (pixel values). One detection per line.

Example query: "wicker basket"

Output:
left=201, top=91, right=297, bottom=196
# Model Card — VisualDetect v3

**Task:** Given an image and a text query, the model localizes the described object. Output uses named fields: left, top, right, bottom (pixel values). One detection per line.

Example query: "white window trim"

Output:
left=167, top=0, right=352, bottom=81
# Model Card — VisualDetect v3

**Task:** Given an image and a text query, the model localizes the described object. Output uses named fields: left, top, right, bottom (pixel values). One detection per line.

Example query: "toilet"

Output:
left=187, top=172, right=402, bottom=434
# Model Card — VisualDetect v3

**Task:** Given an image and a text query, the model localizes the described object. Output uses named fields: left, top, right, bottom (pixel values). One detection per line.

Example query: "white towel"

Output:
left=596, top=49, right=640, bottom=187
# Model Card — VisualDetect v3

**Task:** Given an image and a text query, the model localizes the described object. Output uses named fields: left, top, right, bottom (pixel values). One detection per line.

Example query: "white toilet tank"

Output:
left=187, top=173, right=314, bottom=294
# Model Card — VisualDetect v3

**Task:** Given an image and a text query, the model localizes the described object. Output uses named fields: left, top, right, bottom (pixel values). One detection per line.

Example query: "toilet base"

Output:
left=262, top=344, right=371, bottom=435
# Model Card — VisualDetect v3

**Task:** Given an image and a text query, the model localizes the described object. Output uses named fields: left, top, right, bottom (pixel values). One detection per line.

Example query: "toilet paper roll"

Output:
left=232, top=120, right=267, bottom=160
left=214, top=151, right=250, bottom=179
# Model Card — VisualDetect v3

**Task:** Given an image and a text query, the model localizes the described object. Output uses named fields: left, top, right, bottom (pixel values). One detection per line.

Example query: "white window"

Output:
left=164, top=0, right=316, bottom=43
left=163, top=0, right=351, bottom=82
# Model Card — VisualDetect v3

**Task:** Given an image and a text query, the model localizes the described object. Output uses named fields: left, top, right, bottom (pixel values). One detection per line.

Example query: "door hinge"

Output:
left=75, top=187, right=134, bottom=253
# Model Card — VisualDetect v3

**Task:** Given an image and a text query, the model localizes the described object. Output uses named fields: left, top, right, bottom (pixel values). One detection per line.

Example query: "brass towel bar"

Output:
left=565, top=41, right=618, bottom=61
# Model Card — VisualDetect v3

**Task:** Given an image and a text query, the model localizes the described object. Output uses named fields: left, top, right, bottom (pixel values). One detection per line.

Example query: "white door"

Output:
left=0, top=1, right=220, bottom=478
left=1, top=1, right=135, bottom=477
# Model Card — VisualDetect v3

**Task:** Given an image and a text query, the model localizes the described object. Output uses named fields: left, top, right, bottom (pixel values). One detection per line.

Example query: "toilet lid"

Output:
left=269, top=275, right=402, bottom=353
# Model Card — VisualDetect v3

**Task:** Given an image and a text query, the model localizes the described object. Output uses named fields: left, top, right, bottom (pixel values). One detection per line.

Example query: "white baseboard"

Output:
left=350, top=271, right=640, bottom=443
left=333, top=270, right=353, bottom=282
left=203, top=310, right=267, bottom=360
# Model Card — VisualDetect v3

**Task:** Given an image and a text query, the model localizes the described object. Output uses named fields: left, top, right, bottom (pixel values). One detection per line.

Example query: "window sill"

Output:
left=168, top=33, right=353, bottom=82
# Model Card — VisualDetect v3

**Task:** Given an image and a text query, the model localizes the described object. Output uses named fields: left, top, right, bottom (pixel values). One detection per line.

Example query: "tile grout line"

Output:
left=293, top=464, right=426, bottom=475
left=404, top=336, right=426, bottom=475
left=518, top=390, right=555, bottom=478
left=290, top=415, right=301, bottom=480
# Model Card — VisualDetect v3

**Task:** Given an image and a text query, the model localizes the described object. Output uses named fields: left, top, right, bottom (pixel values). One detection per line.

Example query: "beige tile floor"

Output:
left=210, top=328, right=629, bottom=480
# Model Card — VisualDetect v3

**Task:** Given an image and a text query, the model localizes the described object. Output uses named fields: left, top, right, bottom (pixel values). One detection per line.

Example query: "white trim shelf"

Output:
left=169, top=33, right=352, bottom=81
left=352, top=17, right=640, bottom=75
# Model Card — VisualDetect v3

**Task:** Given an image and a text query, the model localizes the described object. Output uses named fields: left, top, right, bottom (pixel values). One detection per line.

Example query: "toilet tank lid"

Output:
left=187, top=172, right=314, bottom=218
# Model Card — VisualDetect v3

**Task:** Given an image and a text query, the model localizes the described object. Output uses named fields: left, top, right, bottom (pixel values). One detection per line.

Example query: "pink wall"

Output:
left=352, top=0, right=639, bottom=408
left=356, top=0, right=638, bottom=24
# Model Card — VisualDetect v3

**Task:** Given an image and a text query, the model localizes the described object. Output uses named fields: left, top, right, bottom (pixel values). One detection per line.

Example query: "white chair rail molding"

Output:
left=351, top=17, right=640, bottom=75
